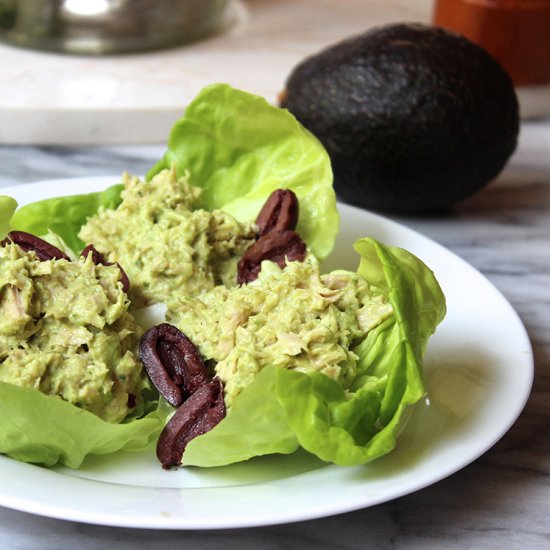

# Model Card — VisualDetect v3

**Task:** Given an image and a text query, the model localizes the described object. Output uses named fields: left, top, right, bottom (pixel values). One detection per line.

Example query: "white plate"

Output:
left=0, top=177, right=534, bottom=529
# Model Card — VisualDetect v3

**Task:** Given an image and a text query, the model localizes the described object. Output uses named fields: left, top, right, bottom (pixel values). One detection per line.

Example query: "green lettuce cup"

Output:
left=0, top=85, right=342, bottom=468
left=147, top=83, right=338, bottom=261
left=0, top=196, right=17, bottom=239
left=10, top=85, right=339, bottom=261
left=181, top=238, right=446, bottom=467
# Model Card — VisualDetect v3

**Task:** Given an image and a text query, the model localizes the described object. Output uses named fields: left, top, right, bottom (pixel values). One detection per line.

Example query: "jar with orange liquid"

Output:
left=433, top=0, right=550, bottom=116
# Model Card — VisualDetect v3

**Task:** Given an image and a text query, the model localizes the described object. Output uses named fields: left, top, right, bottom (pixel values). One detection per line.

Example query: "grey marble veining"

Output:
left=0, top=145, right=165, bottom=188
left=0, top=123, right=550, bottom=549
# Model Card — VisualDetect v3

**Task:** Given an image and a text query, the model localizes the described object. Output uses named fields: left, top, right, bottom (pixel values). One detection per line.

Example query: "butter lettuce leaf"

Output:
left=147, top=84, right=338, bottom=260
left=9, top=184, right=123, bottom=253
left=7, top=85, right=337, bottom=261
left=183, top=238, right=446, bottom=467
left=182, top=368, right=300, bottom=466
left=0, top=382, right=162, bottom=468
left=0, top=195, right=17, bottom=238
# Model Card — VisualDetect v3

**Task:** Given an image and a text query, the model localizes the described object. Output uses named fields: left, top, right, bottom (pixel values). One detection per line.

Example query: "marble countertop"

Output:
left=0, top=120, right=549, bottom=548
left=0, top=0, right=436, bottom=145
left=1, top=0, right=549, bottom=146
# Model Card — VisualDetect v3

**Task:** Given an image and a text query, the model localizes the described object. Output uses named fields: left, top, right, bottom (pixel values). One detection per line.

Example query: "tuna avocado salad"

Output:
left=0, top=240, right=146, bottom=423
left=172, top=257, right=393, bottom=409
left=0, top=84, right=446, bottom=470
left=79, top=169, right=255, bottom=309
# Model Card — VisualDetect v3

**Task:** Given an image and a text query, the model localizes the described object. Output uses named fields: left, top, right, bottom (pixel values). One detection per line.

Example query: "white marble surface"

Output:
left=2, top=0, right=549, bottom=144
left=0, top=119, right=549, bottom=548
left=0, top=0, right=433, bottom=144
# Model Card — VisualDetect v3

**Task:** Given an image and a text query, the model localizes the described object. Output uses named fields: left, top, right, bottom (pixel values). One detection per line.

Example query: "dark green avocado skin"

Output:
left=281, top=23, right=520, bottom=212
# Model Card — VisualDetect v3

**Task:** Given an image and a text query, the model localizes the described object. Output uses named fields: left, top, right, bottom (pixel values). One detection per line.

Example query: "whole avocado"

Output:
left=281, top=23, right=520, bottom=212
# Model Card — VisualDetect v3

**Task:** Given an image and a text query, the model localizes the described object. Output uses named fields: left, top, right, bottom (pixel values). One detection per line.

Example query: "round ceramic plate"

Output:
left=0, top=177, right=534, bottom=529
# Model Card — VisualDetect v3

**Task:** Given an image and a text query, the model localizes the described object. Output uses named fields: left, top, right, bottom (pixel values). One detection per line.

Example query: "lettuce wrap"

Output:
left=0, top=84, right=445, bottom=469
left=181, top=238, right=445, bottom=466
left=10, top=84, right=338, bottom=261
left=0, top=85, right=340, bottom=467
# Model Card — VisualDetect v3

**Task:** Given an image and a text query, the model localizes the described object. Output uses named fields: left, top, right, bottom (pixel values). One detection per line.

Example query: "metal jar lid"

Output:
left=0, top=0, right=229, bottom=55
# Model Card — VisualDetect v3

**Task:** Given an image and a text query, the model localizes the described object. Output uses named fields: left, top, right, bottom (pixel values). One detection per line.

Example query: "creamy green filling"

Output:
left=170, top=257, right=393, bottom=407
left=79, top=169, right=255, bottom=309
left=0, top=243, right=145, bottom=423
left=2, top=170, right=394, bottom=421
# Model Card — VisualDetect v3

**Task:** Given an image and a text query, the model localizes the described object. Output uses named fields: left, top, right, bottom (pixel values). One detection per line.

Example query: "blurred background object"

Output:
left=0, top=0, right=228, bottom=54
left=0, top=0, right=548, bottom=145
left=433, top=0, right=550, bottom=86
left=433, top=0, right=550, bottom=118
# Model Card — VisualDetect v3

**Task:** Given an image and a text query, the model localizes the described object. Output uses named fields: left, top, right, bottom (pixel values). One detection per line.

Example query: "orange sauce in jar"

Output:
left=433, top=0, right=550, bottom=85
